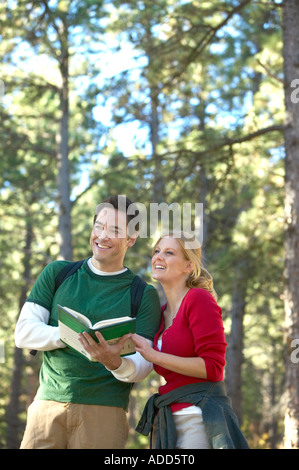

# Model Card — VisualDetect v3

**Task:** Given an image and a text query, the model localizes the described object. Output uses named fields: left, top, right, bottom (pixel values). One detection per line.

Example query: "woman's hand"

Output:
left=130, top=334, right=158, bottom=363
left=131, top=334, right=207, bottom=379
left=78, top=331, right=130, bottom=370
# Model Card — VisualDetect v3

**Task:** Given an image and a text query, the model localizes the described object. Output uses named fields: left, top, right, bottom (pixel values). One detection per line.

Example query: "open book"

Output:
left=58, top=304, right=136, bottom=361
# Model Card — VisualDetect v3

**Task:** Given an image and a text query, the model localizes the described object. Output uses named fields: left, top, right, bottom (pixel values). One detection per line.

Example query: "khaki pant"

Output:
left=20, top=400, right=129, bottom=449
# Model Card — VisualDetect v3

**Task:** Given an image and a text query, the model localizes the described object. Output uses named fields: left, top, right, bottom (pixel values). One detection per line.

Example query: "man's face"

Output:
left=90, top=207, right=136, bottom=272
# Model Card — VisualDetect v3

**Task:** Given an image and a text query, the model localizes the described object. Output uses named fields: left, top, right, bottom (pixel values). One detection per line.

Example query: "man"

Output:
left=15, top=196, right=161, bottom=449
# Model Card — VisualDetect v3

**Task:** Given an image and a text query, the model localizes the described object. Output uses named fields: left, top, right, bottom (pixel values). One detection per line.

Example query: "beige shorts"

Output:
left=20, top=399, right=129, bottom=449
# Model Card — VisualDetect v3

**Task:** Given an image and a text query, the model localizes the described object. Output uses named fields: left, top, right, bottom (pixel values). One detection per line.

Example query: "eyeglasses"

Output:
left=93, top=223, right=126, bottom=238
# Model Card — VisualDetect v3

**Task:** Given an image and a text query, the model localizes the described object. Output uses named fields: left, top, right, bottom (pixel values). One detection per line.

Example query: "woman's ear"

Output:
left=185, top=260, right=194, bottom=274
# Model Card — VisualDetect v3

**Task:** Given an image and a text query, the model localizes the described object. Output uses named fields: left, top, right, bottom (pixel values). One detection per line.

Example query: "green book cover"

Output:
left=57, top=304, right=136, bottom=361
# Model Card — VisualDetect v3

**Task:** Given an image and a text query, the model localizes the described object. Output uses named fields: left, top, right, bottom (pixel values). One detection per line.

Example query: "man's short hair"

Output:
left=94, top=195, right=140, bottom=232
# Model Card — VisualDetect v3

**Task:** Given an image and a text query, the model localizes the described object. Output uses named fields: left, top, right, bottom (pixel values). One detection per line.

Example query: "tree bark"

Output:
left=56, top=14, right=72, bottom=261
left=5, top=216, right=33, bottom=449
left=282, top=0, right=299, bottom=449
left=151, top=88, right=164, bottom=204
left=225, top=259, right=248, bottom=424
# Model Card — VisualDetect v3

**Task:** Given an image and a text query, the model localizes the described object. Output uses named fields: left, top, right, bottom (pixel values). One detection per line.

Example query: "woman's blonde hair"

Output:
left=152, top=231, right=217, bottom=299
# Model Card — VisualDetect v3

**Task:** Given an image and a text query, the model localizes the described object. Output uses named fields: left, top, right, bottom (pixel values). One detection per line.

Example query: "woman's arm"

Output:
left=131, top=334, right=207, bottom=379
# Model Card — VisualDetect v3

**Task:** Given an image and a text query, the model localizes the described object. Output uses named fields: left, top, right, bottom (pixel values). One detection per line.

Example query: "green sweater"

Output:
left=26, top=259, right=161, bottom=410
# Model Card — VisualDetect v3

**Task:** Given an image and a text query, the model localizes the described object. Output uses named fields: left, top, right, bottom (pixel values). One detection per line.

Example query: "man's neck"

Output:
left=89, top=257, right=127, bottom=275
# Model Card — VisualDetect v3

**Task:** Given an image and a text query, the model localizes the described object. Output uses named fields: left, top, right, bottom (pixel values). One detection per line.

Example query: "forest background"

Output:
left=1, top=0, right=299, bottom=450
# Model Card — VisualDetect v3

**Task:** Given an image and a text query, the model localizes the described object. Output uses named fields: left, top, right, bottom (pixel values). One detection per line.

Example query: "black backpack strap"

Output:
left=130, top=275, right=147, bottom=318
left=30, top=259, right=85, bottom=356
left=54, top=259, right=85, bottom=293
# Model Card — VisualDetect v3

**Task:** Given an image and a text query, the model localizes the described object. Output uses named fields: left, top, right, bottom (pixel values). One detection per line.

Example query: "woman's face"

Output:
left=151, top=237, right=192, bottom=284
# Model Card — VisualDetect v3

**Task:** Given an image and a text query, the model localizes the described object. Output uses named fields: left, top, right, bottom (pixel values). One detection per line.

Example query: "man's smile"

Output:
left=96, top=243, right=111, bottom=250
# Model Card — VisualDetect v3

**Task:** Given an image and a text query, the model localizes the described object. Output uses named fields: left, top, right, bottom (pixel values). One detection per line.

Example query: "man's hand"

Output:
left=78, top=331, right=131, bottom=370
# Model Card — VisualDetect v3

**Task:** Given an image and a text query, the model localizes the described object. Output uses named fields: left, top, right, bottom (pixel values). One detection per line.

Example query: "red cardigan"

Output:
left=153, top=288, right=227, bottom=412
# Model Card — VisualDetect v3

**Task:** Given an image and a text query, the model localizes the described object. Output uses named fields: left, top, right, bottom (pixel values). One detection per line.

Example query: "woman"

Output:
left=132, top=231, right=249, bottom=449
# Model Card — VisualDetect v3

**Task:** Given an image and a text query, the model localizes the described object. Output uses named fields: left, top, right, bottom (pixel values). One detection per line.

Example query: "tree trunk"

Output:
left=282, top=0, right=299, bottom=449
left=150, top=87, right=164, bottom=204
left=197, top=97, right=209, bottom=248
left=225, top=259, right=248, bottom=424
left=144, top=22, right=163, bottom=204
left=5, top=216, right=33, bottom=449
left=56, top=16, right=72, bottom=261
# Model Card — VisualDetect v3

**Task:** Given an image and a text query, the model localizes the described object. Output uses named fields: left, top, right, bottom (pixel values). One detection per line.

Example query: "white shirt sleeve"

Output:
left=15, top=302, right=66, bottom=351
left=106, top=339, right=154, bottom=383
